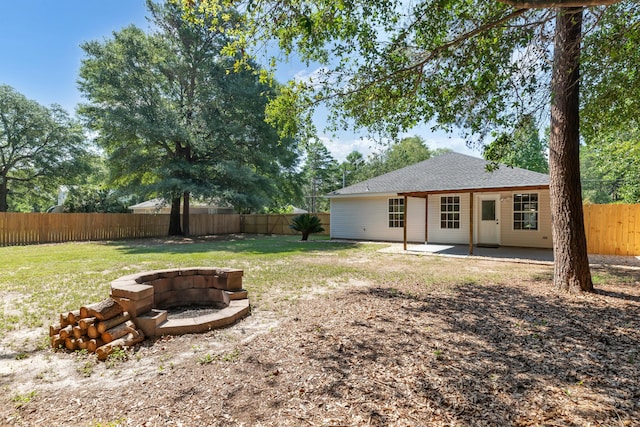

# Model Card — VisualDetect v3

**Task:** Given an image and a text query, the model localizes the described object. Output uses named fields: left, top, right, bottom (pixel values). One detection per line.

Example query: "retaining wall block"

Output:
left=113, top=295, right=153, bottom=318
left=172, top=275, right=196, bottom=291
left=148, top=277, right=173, bottom=294
left=110, top=282, right=154, bottom=301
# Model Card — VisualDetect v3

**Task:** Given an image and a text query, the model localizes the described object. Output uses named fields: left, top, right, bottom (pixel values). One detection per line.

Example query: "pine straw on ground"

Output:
left=2, top=263, right=639, bottom=426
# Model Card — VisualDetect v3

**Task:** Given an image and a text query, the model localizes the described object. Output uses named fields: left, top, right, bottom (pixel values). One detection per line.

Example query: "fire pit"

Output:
left=109, top=268, right=250, bottom=337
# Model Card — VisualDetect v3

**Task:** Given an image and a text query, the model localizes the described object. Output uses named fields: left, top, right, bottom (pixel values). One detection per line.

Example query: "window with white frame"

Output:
left=440, top=196, right=460, bottom=229
left=388, top=198, right=405, bottom=228
left=513, top=193, right=538, bottom=230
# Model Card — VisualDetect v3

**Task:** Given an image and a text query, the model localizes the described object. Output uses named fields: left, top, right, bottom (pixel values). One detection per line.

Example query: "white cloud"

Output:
left=319, top=128, right=482, bottom=163
left=292, top=67, right=332, bottom=90
left=318, top=135, right=379, bottom=162
left=417, top=132, right=481, bottom=158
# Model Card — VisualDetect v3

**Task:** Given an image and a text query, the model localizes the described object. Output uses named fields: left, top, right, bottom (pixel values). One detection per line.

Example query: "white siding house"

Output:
left=328, top=152, right=552, bottom=250
left=330, top=195, right=426, bottom=242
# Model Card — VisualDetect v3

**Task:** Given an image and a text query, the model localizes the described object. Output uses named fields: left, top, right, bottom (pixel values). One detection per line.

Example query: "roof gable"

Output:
left=328, top=152, right=549, bottom=197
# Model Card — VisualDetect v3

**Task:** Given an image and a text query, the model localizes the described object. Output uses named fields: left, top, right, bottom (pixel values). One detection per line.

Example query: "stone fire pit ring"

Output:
left=109, top=268, right=250, bottom=337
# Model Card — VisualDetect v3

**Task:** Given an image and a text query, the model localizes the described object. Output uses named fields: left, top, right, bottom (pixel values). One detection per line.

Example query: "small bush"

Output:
left=289, top=214, right=325, bottom=241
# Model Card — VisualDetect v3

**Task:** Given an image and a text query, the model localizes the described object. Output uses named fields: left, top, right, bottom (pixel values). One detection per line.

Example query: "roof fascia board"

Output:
left=326, top=192, right=400, bottom=199
left=398, top=184, right=549, bottom=198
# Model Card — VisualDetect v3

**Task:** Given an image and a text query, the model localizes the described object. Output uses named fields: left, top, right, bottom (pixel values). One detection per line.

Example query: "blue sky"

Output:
left=0, top=0, right=478, bottom=161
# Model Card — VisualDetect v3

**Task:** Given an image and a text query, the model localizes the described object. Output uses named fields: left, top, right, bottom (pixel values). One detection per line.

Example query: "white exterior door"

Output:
left=477, top=195, right=500, bottom=246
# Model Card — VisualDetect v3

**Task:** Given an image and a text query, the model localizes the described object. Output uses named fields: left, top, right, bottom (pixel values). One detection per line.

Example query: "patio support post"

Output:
left=469, top=192, right=474, bottom=255
left=403, top=195, right=408, bottom=251
left=425, top=195, right=429, bottom=243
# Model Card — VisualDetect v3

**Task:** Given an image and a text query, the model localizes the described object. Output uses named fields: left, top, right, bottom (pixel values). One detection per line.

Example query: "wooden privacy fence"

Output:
left=0, top=212, right=330, bottom=246
left=2, top=207, right=638, bottom=255
left=0, top=213, right=240, bottom=246
left=241, top=213, right=330, bottom=236
left=583, top=204, right=640, bottom=256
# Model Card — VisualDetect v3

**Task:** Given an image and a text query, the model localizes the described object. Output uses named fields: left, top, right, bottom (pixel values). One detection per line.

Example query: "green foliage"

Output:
left=0, top=85, right=89, bottom=212
left=186, top=0, right=558, bottom=142
left=105, top=347, right=129, bottom=368
left=12, top=391, right=37, bottom=409
left=300, top=140, right=340, bottom=212
left=289, top=213, right=325, bottom=241
left=184, top=0, right=630, bottom=291
left=579, top=3, right=640, bottom=204
left=197, top=353, right=215, bottom=364
left=581, top=127, right=640, bottom=204
left=338, top=136, right=446, bottom=187
left=483, top=115, right=548, bottom=173
left=78, top=1, right=301, bottom=232
left=63, top=186, right=130, bottom=213
left=582, top=3, right=640, bottom=141
left=76, top=350, right=97, bottom=377
left=90, top=418, right=126, bottom=427
left=221, top=349, right=240, bottom=362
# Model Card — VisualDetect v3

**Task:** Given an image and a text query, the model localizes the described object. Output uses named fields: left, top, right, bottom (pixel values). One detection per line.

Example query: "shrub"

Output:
left=289, top=213, right=325, bottom=241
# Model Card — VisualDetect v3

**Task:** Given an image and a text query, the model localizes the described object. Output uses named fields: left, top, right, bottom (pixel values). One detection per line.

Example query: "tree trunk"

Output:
left=183, top=191, right=190, bottom=237
left=168, top=196, right=183, bottom=236
left=549, top=7, right=593, bottom=292
left=0, top=175, right=8, bottom=212
left=80, top=298, right=124, bottom=321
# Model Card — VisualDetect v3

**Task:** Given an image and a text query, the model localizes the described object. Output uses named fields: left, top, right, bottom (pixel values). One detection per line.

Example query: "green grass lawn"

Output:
left=0, top=235, right=368, bottom=336
left=0, top=234, right=551, bottom=342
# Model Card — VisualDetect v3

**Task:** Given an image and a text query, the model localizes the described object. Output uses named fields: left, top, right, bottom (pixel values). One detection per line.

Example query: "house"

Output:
left=327, top=152, right=552, bottom=252
left=129, top=198, right=234, bottom=215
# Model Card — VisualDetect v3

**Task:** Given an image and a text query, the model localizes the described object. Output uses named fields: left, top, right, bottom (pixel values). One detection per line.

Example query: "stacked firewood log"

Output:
left=50, top=298, right=145, bottom=361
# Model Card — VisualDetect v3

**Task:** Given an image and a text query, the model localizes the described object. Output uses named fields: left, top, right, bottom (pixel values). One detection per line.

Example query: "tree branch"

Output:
left=496, top=0, right=622, bottom=9
left=414, top=8, right=529, bottom=67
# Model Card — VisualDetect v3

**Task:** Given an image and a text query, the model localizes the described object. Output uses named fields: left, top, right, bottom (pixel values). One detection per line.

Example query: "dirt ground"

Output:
left=1, top=250, right=639, bottom=426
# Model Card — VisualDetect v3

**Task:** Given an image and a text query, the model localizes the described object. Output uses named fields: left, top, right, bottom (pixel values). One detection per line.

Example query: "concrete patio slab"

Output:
left=405, top=244, right=554, bottom=262
left=379, top=242, right=640, bottom=269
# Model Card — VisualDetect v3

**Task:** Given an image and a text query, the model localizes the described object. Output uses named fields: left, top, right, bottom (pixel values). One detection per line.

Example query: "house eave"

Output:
left=398, top=184, right=549, bottom=198
left=325, top=192, right=400, bottom=199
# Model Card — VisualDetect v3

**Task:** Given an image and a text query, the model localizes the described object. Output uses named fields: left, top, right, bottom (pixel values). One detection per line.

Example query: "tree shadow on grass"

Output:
left=107, top=234, right=362, bottom=256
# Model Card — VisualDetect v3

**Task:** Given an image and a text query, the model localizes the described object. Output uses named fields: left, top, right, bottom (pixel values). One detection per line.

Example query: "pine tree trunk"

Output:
left=168, top=196, right=182, bottom=236
left=549, top=7, right=593, bottom=292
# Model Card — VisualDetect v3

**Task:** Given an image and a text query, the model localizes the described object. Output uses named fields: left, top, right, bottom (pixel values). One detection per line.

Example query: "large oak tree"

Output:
left=184, top=0, right=638, bottom=292
left=0, top=85, right=87, bottom=212
left=79, top=0, right=300, bottom=235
